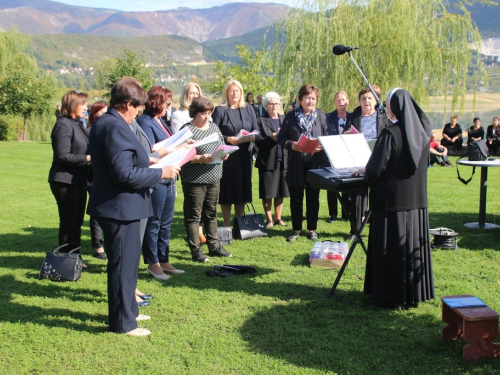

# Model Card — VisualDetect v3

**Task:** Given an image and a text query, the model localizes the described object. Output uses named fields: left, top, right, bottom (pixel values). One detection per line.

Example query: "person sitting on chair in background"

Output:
left=468, top=117, right=485, bottom=145
left=486, top=116, right=500, bottom=156
left=440, top=115, right=463, bottom=155
left=429, top=131, right=452, bottom=167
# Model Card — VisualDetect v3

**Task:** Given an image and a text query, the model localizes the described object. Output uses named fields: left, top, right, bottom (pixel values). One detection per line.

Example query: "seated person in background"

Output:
left=467, top=117, right=484, bottom=145
left=429, top=132, right=452, bottom=167
left=486, top=116, right=500, bottom=156
left=440, top=115, right=463, bottom=155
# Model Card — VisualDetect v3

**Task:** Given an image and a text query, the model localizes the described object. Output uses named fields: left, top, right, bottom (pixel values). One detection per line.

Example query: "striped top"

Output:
left=180, top=122, right=224, bottom=184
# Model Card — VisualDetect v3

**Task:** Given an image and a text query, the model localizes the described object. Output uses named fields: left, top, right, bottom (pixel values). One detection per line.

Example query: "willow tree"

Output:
left=0, top=30, right=37, bottom=79
left=269, top=0, right=488, bottom=112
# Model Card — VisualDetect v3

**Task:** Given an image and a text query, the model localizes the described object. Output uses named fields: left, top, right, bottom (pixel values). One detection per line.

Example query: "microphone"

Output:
left=332, top=45, right=358, bottom=55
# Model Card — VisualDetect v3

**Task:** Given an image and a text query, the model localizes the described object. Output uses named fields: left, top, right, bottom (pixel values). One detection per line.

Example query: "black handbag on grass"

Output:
left=39, top=243, right=83, bottom=281
left=217, top=226, right=233, bottom=245
left=233, top=203, right=268, bottom=240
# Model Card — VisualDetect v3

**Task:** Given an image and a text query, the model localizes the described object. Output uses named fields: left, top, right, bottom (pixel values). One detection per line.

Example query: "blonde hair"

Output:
left=221, top=79, right=246, bottom=108
left=334, top=90, right=349, bottom=101
left=180, top=82, right=202, bottom=110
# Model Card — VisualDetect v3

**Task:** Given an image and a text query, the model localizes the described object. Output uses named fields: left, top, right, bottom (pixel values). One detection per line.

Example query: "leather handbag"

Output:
left=468, top=139, right=489, bottom=161
left=217, top=226, right=233, bottom=245
left=39, top=243, right=83, bottom=281
left=233, top=203, right=268, bottom=240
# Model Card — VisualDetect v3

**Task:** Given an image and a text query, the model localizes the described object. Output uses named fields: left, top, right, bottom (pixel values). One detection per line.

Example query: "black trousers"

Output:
left=87, top=187, right=103, bottom=249
left=182, top=181, right=220, bottom=253
left=97, top=217, right=141, bottom=333
left=289, top=182, right=320, bottom=231
left=50, top=182, right=87, bottom=246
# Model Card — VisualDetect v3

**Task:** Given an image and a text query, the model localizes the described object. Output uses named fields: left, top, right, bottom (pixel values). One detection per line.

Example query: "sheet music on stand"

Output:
left=319, top=134, right=372, bottom=171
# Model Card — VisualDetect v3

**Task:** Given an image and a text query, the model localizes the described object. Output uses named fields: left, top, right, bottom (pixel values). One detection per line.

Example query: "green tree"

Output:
left=106, top=48, right=154, bottom=91
left=268, top=0, right=489, bottom=112
left=210, top=45, right=275, bottom=96
left=0, top=30, right=33, bottom=79
left=0, top=66, right=56, bottom=141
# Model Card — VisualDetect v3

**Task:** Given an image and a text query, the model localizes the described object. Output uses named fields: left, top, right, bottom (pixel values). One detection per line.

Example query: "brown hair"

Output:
left=358, top=85, right=381, bottom=101
left=144, top=85, right=172, bottom=116
left=109, top=77, right=148, bottom=110
left=60, top=90, right=88, bottom=118
left=189, top=97, right=214, bottom=118
left=88, top=101, right=108, bottom=127
left=297, top=84, right=320, bottom=102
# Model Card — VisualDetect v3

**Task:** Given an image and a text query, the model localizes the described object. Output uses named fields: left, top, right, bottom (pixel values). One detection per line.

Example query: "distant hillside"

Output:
left=29, top=34, right=205, bottom=69
left=449, top=0, right=500, bottom=38
left=0, top=0, right=289, bottom=42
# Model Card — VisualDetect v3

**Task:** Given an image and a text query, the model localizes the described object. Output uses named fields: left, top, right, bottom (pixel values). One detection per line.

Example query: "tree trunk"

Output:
left=23, top=116, right=27, bottom=142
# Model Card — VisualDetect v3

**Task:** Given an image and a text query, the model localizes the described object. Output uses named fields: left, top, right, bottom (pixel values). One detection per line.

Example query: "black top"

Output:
left=48, top=116, right=90, bottom=186
left=486, top=124, right=500, bottom=140
left=467, top=126, right=485, bottom=144
left=365, top=124, right=429, bottom=212
left=255, top=114, right=285, bottom=170
left=442, top=123, right=462, bottom=140
left=277, top=109, right=329, bottom=187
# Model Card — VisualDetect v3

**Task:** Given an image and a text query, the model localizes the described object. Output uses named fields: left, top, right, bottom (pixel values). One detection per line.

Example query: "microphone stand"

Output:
left=347, top=51, right=385, bottom=114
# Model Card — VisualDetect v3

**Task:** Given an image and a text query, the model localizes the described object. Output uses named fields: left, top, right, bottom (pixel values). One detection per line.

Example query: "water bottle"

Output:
left=339, top=242, right=349, bottom=259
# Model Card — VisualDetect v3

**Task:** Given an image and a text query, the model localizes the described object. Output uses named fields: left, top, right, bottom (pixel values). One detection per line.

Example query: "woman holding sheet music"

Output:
left=180, top=97, right=232, bottom=263
left=355, top=88, right=434, bottom=308
left=212, top=79, right=258, bottom=227
left=277, top=84, right=328, bottom=242
left=137, top=85, right=184, bottom=280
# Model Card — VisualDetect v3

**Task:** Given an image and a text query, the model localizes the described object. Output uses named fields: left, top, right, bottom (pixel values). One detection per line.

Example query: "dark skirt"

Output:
left=364, top=208, right=435, bottom=306
left=219, top=145, right=252, bottom=205
left=258, top=161, right=290, bottom=199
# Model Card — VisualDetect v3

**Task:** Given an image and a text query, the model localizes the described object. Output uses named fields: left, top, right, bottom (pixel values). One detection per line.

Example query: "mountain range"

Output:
left=0, top=0, right=499, bottom=70
left=0, top=0, right=288, bottom=42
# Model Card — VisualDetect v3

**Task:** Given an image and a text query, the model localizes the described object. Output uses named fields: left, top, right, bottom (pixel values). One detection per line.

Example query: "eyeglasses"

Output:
left=267, top=103, right=280, bottom=106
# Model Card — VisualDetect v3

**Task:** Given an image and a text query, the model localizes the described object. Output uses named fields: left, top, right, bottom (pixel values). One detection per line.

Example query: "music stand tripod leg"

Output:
left=328, top=194, right=370, bottom=297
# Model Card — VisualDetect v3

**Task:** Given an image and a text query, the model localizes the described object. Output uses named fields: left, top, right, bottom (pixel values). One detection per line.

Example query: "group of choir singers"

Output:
left=48, top=77, right=435, bottom=336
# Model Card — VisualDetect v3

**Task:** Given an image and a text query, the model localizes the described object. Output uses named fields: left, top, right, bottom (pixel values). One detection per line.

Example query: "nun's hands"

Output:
left=351, top=168, right=365, bottom=177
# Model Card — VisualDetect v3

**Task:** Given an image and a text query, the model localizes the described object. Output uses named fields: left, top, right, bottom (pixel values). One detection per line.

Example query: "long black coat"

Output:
left=255, top=114, right=286, bottom=170
left=277, top=109, right=329, bottom=187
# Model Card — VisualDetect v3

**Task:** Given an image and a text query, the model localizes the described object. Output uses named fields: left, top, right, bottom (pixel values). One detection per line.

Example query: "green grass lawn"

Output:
left=1, top=141, right=499, bottom=374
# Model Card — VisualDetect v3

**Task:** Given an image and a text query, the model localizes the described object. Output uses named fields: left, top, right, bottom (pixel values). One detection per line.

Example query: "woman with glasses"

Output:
left=255, top=92, right=289, bottom=228
left=137, top=86, right=184, bottom=281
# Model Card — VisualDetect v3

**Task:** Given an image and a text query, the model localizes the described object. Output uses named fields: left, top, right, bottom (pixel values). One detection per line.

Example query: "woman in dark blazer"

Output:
left=137, top=86, right=184, bottom=281
left=87, top=77, right=180, bottom=336
left=255, top=91, right=289, bottom=227
left=278, top=84, right=328, bottom=242
left=48, top=90, right=90, bottom=248
left=212, top=79, right=258, bottom=227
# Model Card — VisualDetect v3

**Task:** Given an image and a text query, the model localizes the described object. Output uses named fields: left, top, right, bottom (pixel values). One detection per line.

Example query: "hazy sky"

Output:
left=53, top=0, right=291, bottom=12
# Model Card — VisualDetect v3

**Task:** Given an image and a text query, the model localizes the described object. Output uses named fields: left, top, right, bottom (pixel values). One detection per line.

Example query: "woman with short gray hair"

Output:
left=255, top=92, right=289, bottom=227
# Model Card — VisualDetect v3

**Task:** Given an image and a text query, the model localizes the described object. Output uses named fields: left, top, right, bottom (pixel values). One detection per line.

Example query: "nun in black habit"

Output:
left=358, top=88, right=435, bottom=308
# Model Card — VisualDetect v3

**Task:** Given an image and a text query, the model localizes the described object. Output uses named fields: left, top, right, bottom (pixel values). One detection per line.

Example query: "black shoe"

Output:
left=137, top=294, right=153, bottom=300
left=286, top=231, right=300, bottom=242
left=208, top=247, right=232, bottom=258
left=192, top=249, right=209, bottom=263
left=137, top=300, right=150, bottom=307
left=327, top=216, right=337, bottom=223
left=94, top=251, right=107, bottom=260
left=306, top=231, right=319, bottom=241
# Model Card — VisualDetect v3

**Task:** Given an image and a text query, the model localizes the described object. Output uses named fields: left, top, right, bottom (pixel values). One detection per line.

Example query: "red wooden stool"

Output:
left=441, top=294, right=499, bottom=360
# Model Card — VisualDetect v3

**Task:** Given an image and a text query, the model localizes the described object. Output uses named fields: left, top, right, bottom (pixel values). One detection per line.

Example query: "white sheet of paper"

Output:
left=318, top=134, right=372, bottom=169
left=150, top=146, right=193, bottom=168
left=153, top=126, right=193, bottom=151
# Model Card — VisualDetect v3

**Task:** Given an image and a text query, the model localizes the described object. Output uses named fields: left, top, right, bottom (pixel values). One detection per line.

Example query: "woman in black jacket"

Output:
left=278, top=84, right=328, bottom=242
left=48, top=90, right=90, bottom=247
left=255, top=92, right=289, bottom=228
